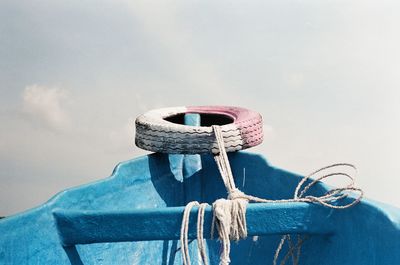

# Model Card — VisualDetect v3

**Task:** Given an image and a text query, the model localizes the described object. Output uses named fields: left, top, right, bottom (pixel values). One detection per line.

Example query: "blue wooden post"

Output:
left=182, top=114, right=202, bottom=203
left=53, top=203, right=335, bottom=245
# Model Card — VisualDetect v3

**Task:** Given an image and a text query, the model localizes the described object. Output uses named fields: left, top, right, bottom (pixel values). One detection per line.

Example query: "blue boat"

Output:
left=1, top=107, right=399, bottom=265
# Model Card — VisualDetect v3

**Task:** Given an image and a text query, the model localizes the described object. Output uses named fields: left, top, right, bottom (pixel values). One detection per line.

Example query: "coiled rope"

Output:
left=180, top=125, right=363, bottom=265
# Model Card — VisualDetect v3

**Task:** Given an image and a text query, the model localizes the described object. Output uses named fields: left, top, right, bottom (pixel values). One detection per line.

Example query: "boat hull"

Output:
left=0, top=152, right=399, bottom=264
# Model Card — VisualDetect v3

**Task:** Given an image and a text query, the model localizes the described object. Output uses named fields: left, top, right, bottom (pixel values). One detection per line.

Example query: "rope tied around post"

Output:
left=210, top=126, right=250, bottom=265
left=180, top=125, right=364, bottom=265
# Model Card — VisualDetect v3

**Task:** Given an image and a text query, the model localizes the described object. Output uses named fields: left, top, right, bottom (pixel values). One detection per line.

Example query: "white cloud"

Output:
left=286, top=72, right=305, bottom=88
left=22, top=85, right=70, bottom=131
left=107, top=118, right=136, bottom=154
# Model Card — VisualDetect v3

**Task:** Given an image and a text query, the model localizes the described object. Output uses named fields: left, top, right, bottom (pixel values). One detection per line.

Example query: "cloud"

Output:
left=22, top=85, right=70, bottom=131
left=262, top=124, right=275, bottom=140
left=286, top=72, right=305, bottom=88
left=107, top=118, right=137, bottom=154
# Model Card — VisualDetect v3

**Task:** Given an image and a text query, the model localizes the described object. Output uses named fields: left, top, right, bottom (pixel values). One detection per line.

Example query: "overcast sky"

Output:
left=1, top=0, right=399, bottom=216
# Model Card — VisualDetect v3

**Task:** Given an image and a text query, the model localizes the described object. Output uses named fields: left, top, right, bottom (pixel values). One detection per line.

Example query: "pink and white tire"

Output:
left=135, top=106, right=263, bottom=154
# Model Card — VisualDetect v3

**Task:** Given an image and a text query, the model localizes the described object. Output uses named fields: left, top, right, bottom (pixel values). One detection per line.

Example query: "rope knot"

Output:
left=227, top=189, right=246, bottom=200
left=212, top=198, right=248, bottom=241
left=211, top=198, right=248, bottom=265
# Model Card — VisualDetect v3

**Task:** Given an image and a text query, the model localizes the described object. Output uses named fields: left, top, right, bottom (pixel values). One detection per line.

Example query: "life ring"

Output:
left=135, top=106, right=263, bottom=154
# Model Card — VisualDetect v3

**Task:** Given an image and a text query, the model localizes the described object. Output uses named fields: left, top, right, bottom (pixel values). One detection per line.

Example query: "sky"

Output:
left=1, top=0, right=399, bottom=216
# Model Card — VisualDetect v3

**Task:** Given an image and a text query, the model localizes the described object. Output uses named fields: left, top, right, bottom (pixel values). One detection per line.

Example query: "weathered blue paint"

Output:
left=53, top=203, right=335, bottom=245
left=0, top=114, right=400, bottom=264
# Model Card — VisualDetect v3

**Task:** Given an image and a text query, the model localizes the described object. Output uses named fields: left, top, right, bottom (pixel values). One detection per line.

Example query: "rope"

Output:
left=180, top=201, right=199, bottom=265
left=210, top=198, right=248, bottom=265
left=197, top=203, right=209, bottom=265
left=181, top=201, right=210, bottom=265
left=180, top=125, right=364, bottom=265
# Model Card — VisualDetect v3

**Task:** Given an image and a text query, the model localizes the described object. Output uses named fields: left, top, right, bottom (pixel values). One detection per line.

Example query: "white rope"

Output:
left=197, top=203, right=209, bottom=265
left=180, top=125, right=364, bottom=265
left=181, top=201, right=199, bottom=265
left=210, top=198, right=248, bottom=265
left=180, top=201, right=210, bottom=265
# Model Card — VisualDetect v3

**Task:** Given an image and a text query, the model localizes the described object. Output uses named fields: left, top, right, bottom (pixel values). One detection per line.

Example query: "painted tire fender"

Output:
left=135, top=106, right=263, bottom=154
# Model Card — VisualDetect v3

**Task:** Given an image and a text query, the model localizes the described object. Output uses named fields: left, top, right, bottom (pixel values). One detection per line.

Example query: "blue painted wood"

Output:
left=182, top=113, right=202, bottom=203
left=0, top=113, right=400, bottom=264
left=54, top=203, right=335, bottom=245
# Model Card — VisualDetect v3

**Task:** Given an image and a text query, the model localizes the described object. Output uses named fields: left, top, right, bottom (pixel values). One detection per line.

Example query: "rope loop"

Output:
left=180, top=125, right=364, bottom=265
